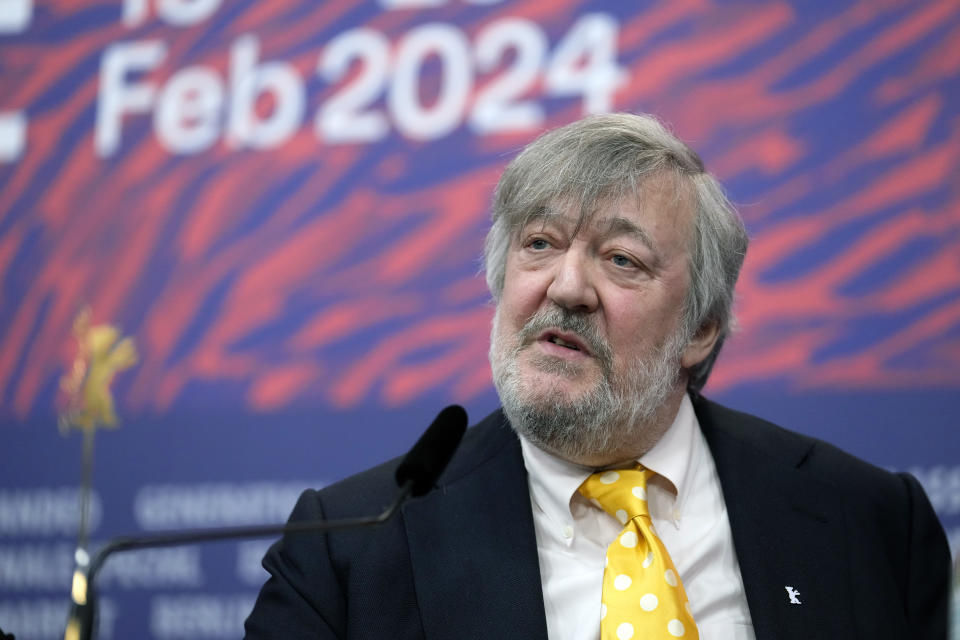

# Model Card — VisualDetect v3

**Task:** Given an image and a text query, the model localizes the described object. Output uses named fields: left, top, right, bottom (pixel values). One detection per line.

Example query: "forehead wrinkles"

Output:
left=632, top=171, right=696, bottom=247
left=513, top=171, right=694, bottom=247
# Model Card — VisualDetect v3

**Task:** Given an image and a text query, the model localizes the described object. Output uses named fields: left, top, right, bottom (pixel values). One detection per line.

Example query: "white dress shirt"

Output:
left=520, top=394, right=755, bottom=640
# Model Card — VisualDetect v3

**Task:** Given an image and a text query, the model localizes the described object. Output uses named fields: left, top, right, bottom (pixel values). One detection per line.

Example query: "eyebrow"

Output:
left=519, top=209, right=663, bottom=266
left=603, top=216, right=662, bottom=265
left=517, top=208, right=573, bottom=238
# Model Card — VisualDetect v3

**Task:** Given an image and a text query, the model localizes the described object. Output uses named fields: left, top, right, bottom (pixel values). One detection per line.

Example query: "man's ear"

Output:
left=681, top=321, right=720, bottom=369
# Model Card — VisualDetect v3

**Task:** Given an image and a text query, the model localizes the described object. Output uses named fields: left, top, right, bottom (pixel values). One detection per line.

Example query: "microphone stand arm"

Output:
left=65, top=481, right=414, bottom=640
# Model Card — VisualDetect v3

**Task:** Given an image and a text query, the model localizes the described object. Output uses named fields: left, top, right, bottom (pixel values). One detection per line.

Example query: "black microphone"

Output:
left=64, top=405, right=468, bottom=640
left=396, top=404, right=468, bottom=496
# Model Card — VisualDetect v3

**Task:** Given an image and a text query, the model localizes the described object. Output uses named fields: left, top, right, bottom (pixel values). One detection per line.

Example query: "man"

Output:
left=245, top=114, right=950, bottom=639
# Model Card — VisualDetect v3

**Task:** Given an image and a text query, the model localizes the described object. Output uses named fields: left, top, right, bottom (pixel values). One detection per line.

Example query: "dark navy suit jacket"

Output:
left=244, top=397, right=950, bottom=639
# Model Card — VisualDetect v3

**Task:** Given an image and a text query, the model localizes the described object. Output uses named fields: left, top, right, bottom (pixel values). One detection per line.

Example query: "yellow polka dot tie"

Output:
left=579, top=465, right=699, bottom=640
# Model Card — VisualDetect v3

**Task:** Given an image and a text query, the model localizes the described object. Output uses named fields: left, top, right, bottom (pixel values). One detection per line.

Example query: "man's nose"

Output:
left=546, top=250, right=599, bottom=312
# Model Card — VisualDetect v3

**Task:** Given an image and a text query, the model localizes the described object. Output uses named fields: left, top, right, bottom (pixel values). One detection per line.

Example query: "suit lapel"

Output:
left=402, top=414, right=549, bottom=640
left=695, top=397, right=857, bottom=640
left=401, top=400, right=861, bottom=639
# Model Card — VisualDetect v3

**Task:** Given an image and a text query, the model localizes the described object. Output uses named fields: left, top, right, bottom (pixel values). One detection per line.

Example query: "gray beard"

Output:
left=490, top=306, right=686, bottom=462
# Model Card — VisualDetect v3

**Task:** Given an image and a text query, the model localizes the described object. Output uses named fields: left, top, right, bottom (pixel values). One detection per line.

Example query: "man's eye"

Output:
left=528, top=238, right=550, bottom=250
left=611, top=254, right=635, bottom=268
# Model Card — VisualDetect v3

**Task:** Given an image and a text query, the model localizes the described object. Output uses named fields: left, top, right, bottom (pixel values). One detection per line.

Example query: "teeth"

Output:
left=551, top=336, right=580, bottom=350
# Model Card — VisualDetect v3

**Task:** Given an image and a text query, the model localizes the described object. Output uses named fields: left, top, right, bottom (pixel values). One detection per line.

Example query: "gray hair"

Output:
left=482, top=113, right=748, bottom=392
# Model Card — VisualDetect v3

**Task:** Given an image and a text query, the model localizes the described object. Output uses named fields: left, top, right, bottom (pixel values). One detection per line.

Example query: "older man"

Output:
left=245, top=114, right=950, bottom=639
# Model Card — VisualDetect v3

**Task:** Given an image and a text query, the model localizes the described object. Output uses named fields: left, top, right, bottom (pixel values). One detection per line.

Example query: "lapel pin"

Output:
left=784, top=586, right=801, bottom=605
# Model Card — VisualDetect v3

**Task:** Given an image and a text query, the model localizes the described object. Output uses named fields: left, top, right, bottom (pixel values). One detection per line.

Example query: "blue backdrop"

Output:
left=1, top=1, right=958, bottom=638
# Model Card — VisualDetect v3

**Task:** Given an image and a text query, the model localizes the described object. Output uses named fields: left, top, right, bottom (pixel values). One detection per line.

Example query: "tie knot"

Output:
left=579, top=465, right=653, bottom=525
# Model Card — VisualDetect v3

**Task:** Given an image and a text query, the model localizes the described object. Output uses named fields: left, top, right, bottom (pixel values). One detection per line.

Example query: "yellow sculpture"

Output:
left=59, top=307, right=138, bottom=432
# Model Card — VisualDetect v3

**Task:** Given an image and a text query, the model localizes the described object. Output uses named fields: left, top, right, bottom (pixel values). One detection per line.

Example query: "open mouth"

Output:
left=548, top=335, right=581, bottom=350
left=539, top=331, right=590, bottom=355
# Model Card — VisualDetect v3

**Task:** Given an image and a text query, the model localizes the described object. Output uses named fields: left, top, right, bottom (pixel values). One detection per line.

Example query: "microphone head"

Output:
left=395, top=405, right=468, bottom=497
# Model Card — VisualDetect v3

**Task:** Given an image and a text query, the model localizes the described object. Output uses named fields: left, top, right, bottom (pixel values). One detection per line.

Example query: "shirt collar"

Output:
left=639, top=392, right=699, bottom=524
left=521, top=433, right=592, bottom=530
left=519, top=393, right=701, bottom=527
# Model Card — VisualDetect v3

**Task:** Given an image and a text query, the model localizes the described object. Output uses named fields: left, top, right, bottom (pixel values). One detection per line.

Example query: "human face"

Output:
left=490, top=181, right=708, bottom=465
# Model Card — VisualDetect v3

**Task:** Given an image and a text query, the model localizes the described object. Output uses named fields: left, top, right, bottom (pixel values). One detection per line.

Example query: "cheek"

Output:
left=499, top=273, right=543, bottom=319
left=492, top=299, right=523, bottom=344
left=495, top=305, right=527, bottom=349
left=604, top=296, right=677, bottom=350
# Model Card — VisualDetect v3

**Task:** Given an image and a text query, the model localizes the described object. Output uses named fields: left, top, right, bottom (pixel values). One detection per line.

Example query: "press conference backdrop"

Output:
left=1, top=1, right=958, bottom=638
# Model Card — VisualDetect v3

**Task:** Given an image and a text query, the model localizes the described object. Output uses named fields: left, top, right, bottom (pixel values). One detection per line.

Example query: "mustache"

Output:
left=516, top=307, right=614, bottom=371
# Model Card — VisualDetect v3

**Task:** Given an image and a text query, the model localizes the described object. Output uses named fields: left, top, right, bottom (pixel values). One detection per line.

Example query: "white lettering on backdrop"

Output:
left=95, top=10, right=626, bottom=156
